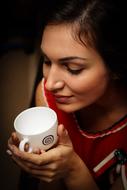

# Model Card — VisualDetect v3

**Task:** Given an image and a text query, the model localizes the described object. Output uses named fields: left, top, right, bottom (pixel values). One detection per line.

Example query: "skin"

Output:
left=41, top=24, right=127, bottom=131
left=42, top=24, right=110, bottom=113
left=8, top=24, right=127, bottom=190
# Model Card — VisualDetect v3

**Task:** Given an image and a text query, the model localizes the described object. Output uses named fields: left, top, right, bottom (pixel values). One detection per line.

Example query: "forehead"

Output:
left=42, top=24, right=78, bottom=47
left=41, top=24, right=89, bottom=57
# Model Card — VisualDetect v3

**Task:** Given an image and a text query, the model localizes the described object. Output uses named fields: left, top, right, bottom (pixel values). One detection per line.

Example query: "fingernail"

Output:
left=61, top=125, right=67, bottom=134
left=40, top=149, right=45, bottom=154
left=6, top=149, right=12, bottom=156
left=60, top=124, right=65, bottom=131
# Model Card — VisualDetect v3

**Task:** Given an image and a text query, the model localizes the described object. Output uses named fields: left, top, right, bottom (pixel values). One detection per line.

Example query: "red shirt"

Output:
left=42, top=79, right=127, bottom=189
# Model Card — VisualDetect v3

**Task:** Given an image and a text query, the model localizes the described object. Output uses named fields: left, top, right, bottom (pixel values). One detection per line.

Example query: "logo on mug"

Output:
left=42, top=135, right=54, bottom=145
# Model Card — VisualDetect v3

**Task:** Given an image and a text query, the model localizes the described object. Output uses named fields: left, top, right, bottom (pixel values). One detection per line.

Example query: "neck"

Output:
left=95, top=84, right=127, bottom=114
left=77, top=84, right=127, bottom=132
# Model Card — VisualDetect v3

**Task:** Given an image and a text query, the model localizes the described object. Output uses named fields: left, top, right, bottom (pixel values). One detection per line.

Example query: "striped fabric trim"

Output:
left=72, top=112, right=127, bottom=139
left=77, top=122, right=127, bottom=139
left=93, top=149, right=116, bottom=173
left=93, top=150, right=127, bottom=190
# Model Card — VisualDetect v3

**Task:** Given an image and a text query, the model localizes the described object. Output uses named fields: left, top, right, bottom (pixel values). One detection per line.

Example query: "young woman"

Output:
left=8, top=0, right=127, bottom=189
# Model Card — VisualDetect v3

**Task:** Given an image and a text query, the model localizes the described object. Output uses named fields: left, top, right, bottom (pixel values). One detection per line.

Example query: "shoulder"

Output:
left=35, top=78, right=47, bottom=106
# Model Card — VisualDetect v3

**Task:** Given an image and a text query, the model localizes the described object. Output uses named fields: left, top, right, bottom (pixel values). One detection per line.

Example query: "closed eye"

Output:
left=66, top=66, right=83, bottom=75
left=43, top=57, right=51, bottom=66
left=41, top=53, right=51, bottom=66
left=43, top=60, right=51, bottom=65
left=62, top=63, right=84, bottom=75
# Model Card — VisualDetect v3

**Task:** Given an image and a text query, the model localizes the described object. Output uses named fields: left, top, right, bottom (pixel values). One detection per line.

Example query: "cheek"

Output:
left=68, top=71, right=109, bottom=97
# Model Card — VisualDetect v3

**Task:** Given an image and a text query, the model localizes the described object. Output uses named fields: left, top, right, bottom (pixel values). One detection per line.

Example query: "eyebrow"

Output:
left=42, top=52, right=87, bottom=62
left=58, top=56, right=87, bottom=63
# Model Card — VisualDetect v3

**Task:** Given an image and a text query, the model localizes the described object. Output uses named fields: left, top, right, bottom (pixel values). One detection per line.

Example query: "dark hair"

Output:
left=41, top=0, right=127, bottom=84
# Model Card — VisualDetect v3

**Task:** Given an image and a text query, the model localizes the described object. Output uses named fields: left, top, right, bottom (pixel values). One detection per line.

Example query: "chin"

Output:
left=56, top=102, right=83, bottom=113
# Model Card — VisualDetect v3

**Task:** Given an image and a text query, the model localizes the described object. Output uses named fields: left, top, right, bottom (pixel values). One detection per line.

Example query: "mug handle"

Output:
left=19, top=137, right=32, bottom=153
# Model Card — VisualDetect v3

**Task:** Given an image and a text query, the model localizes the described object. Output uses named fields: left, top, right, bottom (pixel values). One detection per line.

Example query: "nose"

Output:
left=45, top=65, right=64, bottom=92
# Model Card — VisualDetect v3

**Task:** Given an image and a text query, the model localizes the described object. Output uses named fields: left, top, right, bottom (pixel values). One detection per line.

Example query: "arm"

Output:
left=63, top=153, right=98, bottom=190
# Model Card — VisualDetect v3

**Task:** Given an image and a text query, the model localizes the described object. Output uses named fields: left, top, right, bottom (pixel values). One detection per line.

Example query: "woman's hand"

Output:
left=8, top=125, right=78, bottom=182
left=8, top=125, right=99, bottom=190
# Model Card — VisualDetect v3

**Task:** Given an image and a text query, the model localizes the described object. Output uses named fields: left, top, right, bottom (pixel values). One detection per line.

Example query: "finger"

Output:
left=33, top=174, right=57, bottom=182
left=6, top=149, right=12, bottom=156
left=27, top=162, right=57, bottom=170
left=8, top=125, right=72, bottom=166
left=12, top=155, right=62, bottom=183
left=33, top=175, right=56, bottom=183
left=33, top=148, right=45, bottom=155
left=12, top=132, right=20, bottom=146
left=9, top=143, right=61, bottom=166
left=35, top=176, right=53, bottom=183
left=33, top=170, right=62, bottom=182
left=12, top=155, right=56, bottom=178
left=8, top=137, right=13, bottom=146
left=58, top=124, right=72, bottom=146
left=8, top=137, right=17, bottom=151
left=32, top=169, right=59, bottom=181
left=8, top=139, right=30, bottom=153
left=11, top=155, right=45, bottom=174
left=9, top=144, right=50, bottom=165
left=8, top=133, right=19, bottom=147
left=12, top=155, right=33, bottom=174
left=24, top=143, right=29, bottom=152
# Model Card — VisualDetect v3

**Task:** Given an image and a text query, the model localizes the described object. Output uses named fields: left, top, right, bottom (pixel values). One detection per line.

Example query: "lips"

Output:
left=54, top=95, right=73, bottom=104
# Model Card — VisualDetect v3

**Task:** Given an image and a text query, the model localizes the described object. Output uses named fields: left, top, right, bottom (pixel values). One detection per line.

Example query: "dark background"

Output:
left=0, top=1, right=42, bottom=189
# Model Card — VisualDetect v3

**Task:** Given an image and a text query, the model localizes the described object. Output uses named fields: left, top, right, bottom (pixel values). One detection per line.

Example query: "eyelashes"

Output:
left=43, top=60, right=84, bottom=75
left=43, top=59, right=51, bottom=65
left=66, top=67, right=83, bottom=75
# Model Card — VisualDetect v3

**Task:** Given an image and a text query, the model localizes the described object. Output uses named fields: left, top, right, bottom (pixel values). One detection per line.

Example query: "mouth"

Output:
left=54, top=95, right=73, bottom=104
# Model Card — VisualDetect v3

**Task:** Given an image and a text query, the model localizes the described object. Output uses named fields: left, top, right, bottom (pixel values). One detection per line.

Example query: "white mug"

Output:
left=14, top=107, right=58, bottom=152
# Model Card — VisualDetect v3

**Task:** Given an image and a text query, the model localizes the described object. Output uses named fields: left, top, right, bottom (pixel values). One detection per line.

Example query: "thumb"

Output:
left=57, top=124, right=72, bottom=146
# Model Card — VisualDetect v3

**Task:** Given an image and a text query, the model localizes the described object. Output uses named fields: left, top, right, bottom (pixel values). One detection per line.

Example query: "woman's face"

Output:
left=41, top=24, right=110, bottom=113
